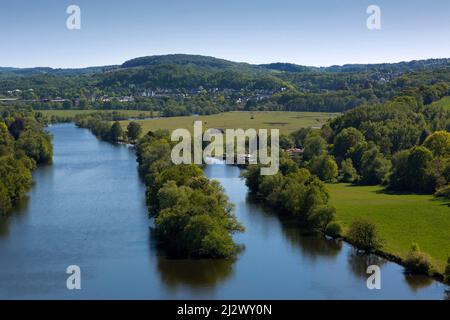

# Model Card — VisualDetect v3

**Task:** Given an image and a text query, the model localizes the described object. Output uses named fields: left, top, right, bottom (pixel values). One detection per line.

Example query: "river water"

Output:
left=0, top=123, right=447, bottom=299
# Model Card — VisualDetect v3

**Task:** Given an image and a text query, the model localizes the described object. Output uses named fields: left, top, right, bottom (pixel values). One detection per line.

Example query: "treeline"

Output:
left=261, top=81, right=450, bottom=113
left=0, top=107, right=53, bottom=215
left=277, top=95, right=450, bottom=197
left=74, top=112, right=143, bottom=143
left=135, top=130, right=244, bottom=258
left=243, top=154, right=341, bottom=237
left=30, top=95, right=232, bottom=118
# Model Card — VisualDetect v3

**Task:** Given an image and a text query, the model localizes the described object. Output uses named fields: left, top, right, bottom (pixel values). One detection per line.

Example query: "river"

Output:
left=0, top=123, right=447, bottom=299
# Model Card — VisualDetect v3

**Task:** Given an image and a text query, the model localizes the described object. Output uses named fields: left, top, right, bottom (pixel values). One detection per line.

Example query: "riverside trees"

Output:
left=243, top=154, right=340, bottom=234
left=136, top=131, right=244, bottom=258
left=0, top=107, right=53, bottom=215
left=293, top=95, right=450, bottom=195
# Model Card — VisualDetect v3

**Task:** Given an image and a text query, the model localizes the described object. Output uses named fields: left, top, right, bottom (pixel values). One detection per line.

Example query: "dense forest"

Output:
left=1, top=55, right=449, bottom=115
left=0, top=107, right=53, bottom=215
left=271, top=94, right=450, bottom=197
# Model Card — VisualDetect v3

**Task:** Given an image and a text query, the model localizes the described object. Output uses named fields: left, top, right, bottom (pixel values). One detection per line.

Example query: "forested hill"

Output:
left=1, top=54, right=450, bottom=114
left=260, top=58, right=450, bottom=73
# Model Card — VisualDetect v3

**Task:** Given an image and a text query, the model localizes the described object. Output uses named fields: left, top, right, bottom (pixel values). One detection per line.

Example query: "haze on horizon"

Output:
left=0, top=0, right=449, bottom=69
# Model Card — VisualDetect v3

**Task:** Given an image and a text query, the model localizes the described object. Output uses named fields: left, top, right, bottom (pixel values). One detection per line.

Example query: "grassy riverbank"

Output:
left=119, top=111, right=338, bottom=135
left=327, top=183, right=450, bottom=273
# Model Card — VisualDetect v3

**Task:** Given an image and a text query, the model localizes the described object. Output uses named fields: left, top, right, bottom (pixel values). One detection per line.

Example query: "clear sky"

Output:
left=0, top=0, right=449, bottom=68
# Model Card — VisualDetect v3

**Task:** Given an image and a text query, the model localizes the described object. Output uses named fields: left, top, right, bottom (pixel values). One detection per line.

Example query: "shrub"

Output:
left=347, top=219, right=382, bottom=252
left=403, top=243, right=432, bottom=275
left=325, top=221, right=342, bottom=238
left=307, top=205, right=336, bottom=232
left=435, top=185, right=450, bottom=199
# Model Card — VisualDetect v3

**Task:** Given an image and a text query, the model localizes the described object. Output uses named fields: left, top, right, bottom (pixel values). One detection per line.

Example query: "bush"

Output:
left=435, top=185, right=450, bottom=199
left=307, top=205, right=336, bottom=232
left=325, top=221, right=342, bottom=238
left=347, top=219, right=382, bottom=252
left=403, top=243, right=432, bottom=275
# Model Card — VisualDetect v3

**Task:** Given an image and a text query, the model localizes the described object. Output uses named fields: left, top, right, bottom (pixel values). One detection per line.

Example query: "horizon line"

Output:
left=1, top=53, right=449, bottom=70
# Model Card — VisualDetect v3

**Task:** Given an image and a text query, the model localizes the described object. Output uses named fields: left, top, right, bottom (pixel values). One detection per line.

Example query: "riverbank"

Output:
left=2, top=123, right=444, bottom=299
left=328, top=183, right=450, bottom=278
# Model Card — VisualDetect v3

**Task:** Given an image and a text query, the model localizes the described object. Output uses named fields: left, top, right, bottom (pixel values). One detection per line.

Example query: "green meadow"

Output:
left=327, top=183, right=450, bottom=273
left=120, top=111, right=338, bottom=135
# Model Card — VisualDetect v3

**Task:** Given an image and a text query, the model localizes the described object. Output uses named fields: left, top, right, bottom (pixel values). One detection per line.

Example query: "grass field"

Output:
left=431, top=96, right=450, bottom=110
left=327, top=183, right=450, bottom=273
left=39, top=109, right=157, bottom=118
left=120, top=111, right=338, bottom=135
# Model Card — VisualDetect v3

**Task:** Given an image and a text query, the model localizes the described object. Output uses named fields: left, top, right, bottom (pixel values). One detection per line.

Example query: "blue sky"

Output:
left=0, top=0, right=449, bottom=68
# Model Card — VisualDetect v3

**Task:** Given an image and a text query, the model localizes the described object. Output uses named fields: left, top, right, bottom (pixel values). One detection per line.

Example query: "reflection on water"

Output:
left=0, top=124, right=447, bottom=299
left=157, top=257, right=234, bottom=293
left=243, top=196, right=343, bottom=261
left=283, top=225, right=342, bottom=260
left=149, top=227, right=236, bottom=292
left=404, top=274, right=434, bottom=292
left=347, top=250, right=387, bottom=279
left=0, top=196, right=30, bottom=238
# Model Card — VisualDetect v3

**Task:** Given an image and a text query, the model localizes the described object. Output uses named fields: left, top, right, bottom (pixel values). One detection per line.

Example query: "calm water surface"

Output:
left=0, top=123, right=448, bottom=299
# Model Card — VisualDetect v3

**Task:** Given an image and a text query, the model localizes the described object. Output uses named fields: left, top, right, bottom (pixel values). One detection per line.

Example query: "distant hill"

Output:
left=259, top=63, right=317, bottom=73
left=0, top=65, right=118, bottom=77
left=259, top=58, right=450, bottom=73
left=1, top=54, right=449, bottom=113
left=121, top=54, right=248, bottom=70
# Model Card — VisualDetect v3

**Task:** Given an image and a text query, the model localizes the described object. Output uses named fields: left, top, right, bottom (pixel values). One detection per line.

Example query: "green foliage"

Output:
left=403, top=243, right=432, bottom=275
left=303, top=133, right=327, bottom=160
left=325, top=221, right=342, bottom=238
left=0, top=107, right=51, bottom=215
left=423, top=130, right=450, bottom=157
left=359, top=146, right=391, bottom=185
left=309, top=154, right=339, bottom=182
left=390, top=146, right=435, bottom=193
left=279, top=134, right=295, bottom=149
left=347, top=219, right=382, bottom=252
left=340, top=158, right=358, bottom=182
left=75, top=112, right=136, bottom=143
left=278, top=153, right=298, bottom=175
left=126, top=121, right=142, bottom=143
left=332, top=127, right=365, bottom=159
left=307, top=205, right=336, bottom=233
left=110, top=121, right=124, bottom=142
left=435, top=184, right=450, bottom=199
left=242, top=164, right=263, bottom=194
left=244, top=159, right=336, bottom=232
left=0, top=181, right=12, bottom=215
left=324, top=96, right=450, bottom=194
left=16, top=129, right=53, bottom=165
left=3, top=55, right=450, bottom=115
left=134, top=130, right=244, bottom=259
